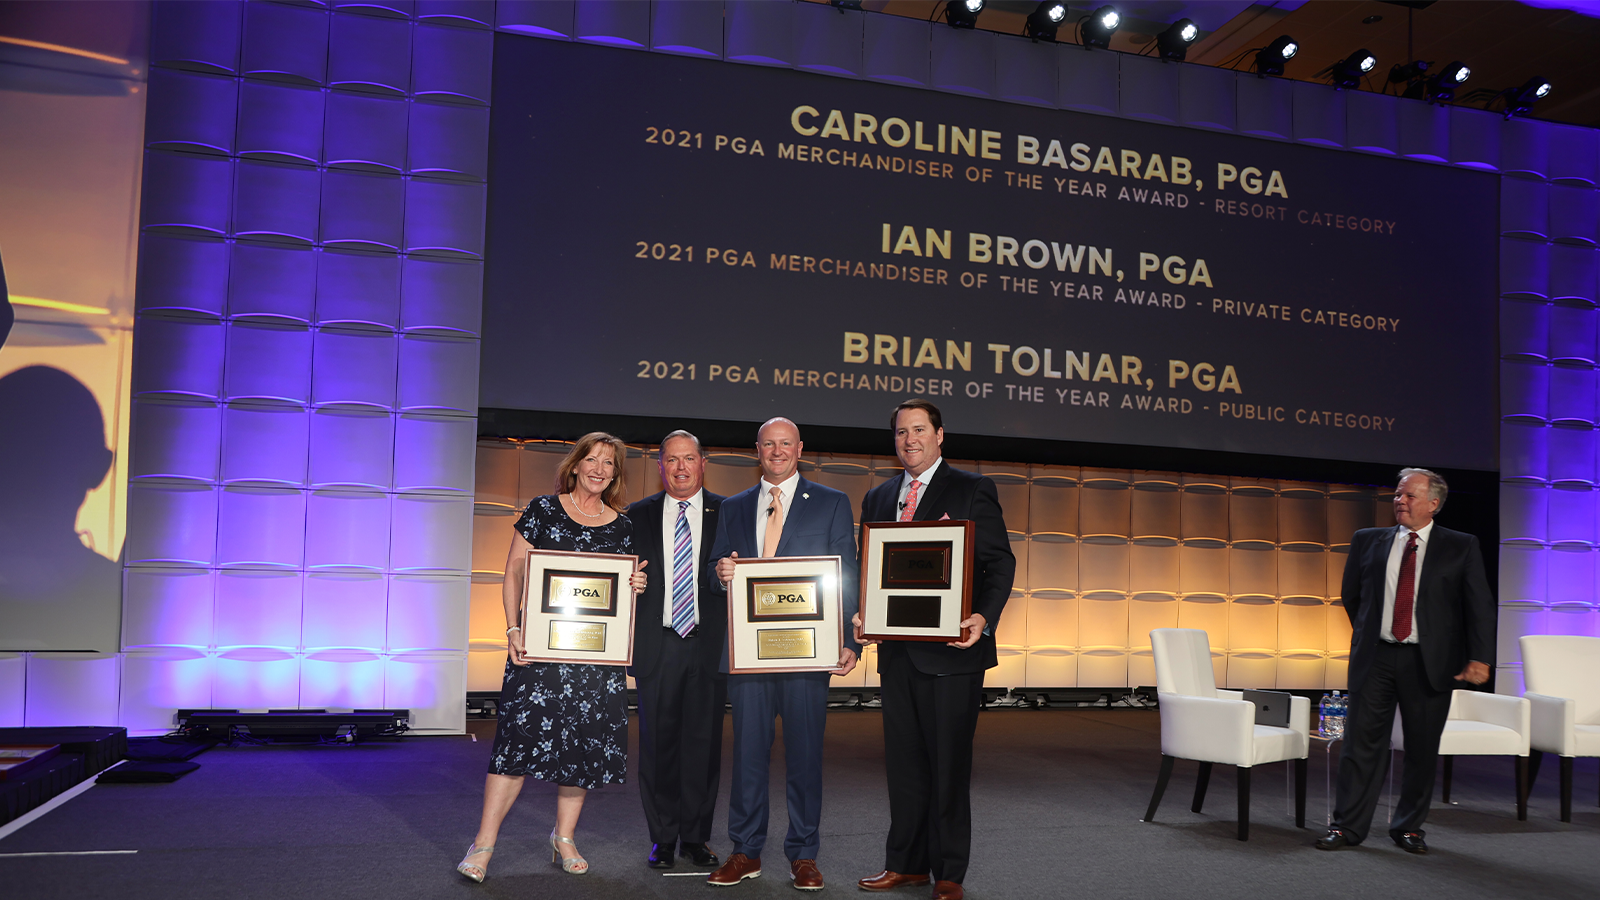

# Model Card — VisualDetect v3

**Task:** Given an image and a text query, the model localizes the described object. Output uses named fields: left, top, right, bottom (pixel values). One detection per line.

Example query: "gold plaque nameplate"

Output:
left=756, top=628, right=817, bottom=660
left=542, top=569, right=619, bottom=616
left=548, top=620, right=607, bottom=652
left=750, top=579, right=821, bottom=621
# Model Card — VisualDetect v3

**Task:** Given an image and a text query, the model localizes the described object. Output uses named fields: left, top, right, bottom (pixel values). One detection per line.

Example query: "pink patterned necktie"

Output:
left=1392, top=531, right=1418, bottom=641
left=900, top=479, right=921, bottom=522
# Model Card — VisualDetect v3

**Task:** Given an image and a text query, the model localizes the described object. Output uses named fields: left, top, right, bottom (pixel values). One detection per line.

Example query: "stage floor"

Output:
left=1, top=709, right=1594, bottom=899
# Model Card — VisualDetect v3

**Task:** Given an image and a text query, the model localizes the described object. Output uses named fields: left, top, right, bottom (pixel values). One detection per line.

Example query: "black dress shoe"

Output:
left=682, top=842, right=720, bottom=867
left=1315, top=828, right=1353, bottom=851
left=648, top=843, right=675, bottom=869
left=1392, top=831, right=1427, bottom=854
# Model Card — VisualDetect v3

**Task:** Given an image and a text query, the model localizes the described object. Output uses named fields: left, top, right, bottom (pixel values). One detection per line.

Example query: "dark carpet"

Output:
left=2, top=709, right=1595, bottom=899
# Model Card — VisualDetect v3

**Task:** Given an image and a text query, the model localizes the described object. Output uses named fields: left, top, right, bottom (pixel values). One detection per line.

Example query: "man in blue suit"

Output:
left=705, top=417, right=859, bottom=892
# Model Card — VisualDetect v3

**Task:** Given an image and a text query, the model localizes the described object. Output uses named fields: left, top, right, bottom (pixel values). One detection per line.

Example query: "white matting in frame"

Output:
left=727, top=555, right=843, bottom=674
left=860, top=520, right=973, bottom=642
left=520, top=548, right=639, bottom=666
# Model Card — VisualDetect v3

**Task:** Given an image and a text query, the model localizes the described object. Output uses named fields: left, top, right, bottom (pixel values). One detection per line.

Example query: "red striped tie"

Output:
left=1392, top=532, right=1418, bottom=641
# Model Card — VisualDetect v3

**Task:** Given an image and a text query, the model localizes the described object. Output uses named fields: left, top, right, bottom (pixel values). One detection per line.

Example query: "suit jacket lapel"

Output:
left=911, top=460, right=952, bottom=521
left=698, top=495, right=719, bottom=568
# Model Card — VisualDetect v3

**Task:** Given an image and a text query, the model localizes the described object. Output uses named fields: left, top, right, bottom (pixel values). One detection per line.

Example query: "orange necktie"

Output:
left=762, top=486, right=784, bottom=557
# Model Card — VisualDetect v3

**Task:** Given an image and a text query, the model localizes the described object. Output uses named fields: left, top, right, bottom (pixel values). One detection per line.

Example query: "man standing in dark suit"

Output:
left=705, top=417, right=859, bottom=892
left=853, top=400, right=1014, bottom=900
left=1316, top=468, right=1494, bottom=854
left=627, top=430, right=726, bottom=870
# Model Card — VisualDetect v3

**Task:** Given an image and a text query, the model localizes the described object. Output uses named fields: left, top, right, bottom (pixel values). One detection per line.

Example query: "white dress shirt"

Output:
left=661, top=489, right=703, bottom=627
left=754, top=472, right=800, bottom=554
left=1381, top=520, right=1433, bottom=643
left=896, top=456, right=944, bottom=517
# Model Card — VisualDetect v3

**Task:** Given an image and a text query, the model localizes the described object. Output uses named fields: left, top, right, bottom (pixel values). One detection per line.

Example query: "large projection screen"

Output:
left=482, top=38, right=1498, bottom=471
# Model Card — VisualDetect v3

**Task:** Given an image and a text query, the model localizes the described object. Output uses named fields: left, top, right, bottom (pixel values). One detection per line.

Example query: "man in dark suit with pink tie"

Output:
left=854, top=399, right=1015, bottom=900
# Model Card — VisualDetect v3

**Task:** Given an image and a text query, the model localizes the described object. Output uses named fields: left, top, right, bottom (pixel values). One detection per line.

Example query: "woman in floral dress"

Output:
left=457, top=432, right=646, bottom=881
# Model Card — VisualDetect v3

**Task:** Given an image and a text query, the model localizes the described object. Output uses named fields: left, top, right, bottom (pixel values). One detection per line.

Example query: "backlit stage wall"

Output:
left=3, top=0, right=1597, bottom=731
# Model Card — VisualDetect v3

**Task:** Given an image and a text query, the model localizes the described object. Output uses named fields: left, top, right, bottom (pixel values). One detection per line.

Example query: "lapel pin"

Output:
left=802, top=493, right=809, bottom=499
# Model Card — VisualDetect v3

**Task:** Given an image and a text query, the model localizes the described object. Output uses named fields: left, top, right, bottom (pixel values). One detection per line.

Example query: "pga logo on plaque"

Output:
left=727, top=557, right=843, bottom=673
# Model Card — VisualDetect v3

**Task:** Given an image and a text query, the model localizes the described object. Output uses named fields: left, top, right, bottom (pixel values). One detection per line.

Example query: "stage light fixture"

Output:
left=943, top=0, right=985, bottom=29
left=1253, top=35, right=1297, bottom=76
left=830, top=0, right=863, bottom=10
left=1425, top=60, right=1470, bottom=102
left=1501, top=76, right=1553, bottom=118
left=1080, top=5, right=1120, bottom=49
left=1328, top=49, right=1377, bottom=89
left=1025, top=2, right=1068, bottom=42
left=1155, top=19, right=1199, bottom=61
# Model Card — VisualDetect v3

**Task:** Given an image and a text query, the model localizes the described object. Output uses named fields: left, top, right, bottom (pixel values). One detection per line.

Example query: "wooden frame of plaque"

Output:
left=726, top=556, right=844, bottom=674
left=859, top=520, right=974, bottom=642
left=520, top=548, right=639, bottom=666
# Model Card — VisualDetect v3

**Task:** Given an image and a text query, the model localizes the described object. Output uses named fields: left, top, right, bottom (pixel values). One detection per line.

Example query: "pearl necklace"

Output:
left=567, top=493, right=606, bottom=520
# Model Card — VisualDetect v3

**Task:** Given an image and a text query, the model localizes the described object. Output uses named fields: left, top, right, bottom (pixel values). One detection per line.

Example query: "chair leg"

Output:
left=1192, top=761, right=1213, bottom=813
left=1236, top=766, right=1251, bottom=841
left=1560, top=756, right=1573, bottom=823
left=1442, top=756, right=1453, bottom=803
left=1294, top=757, right=1307, bottom=828
left=1143, top=754, right=1175, bottom=823
left=1528, top=747, right=1543, bottom=789
left=1516, top=756, right=1529, bottom=822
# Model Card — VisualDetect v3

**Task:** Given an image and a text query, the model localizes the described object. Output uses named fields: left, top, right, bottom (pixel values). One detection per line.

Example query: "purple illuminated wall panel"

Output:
left=126, top=0, right=487, bottom=732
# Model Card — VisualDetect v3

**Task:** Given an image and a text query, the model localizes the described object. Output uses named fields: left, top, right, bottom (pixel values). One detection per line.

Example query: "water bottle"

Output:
left=1327, top=690, right=1346, bottom=739
left=1319, top=692, right=1333, bottom=735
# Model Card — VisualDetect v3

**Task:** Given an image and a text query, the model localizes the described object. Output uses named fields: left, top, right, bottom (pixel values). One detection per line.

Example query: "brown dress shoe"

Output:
left=791, top=858, right=825, bottom=891
left=858, top=870, right=932, bottom=891
left=930, top=881, right=964, bottom=900
left=708, top=853, right=762, bottom=886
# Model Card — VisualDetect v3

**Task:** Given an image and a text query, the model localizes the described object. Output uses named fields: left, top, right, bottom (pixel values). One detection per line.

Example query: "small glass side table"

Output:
left=1304, top=730, right=1343, bottom=826
left=1299, top=729, right=1394, bottom=826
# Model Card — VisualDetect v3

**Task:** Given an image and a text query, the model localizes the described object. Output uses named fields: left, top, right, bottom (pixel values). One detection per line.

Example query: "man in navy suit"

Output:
left=854, top=400, right=1014, bottom=900
left=705, top=417, right=859, bottom=892
left=627, top=430, right=726, bottom=870
left=1316, top=468, right=1494, bottom=855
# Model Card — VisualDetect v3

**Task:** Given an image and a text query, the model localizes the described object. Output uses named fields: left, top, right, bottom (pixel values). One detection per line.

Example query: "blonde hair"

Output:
left=555, top=432, right=629, bottom=512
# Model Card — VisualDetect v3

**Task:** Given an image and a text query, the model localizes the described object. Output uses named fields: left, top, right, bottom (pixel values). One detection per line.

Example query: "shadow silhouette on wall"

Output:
left=0, top=364, right=121, bottom=651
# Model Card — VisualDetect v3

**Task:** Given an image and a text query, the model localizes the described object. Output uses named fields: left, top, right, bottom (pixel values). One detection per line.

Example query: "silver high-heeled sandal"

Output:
left=456, top=842, right=494, bottom=882
left=550, top=829, right=589, bottom=875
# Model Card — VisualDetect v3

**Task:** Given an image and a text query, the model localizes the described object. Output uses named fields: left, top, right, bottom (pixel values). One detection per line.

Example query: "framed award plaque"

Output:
left=520, top=549, right=639, bottom=665
left=726, top=556, right=844, bottom=674
left=859, top=520, right=974, bottom=642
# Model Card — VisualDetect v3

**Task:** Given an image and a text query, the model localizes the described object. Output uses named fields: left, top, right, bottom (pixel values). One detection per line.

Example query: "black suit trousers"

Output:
left=880, top=647, right=983, bottom=883
left=1333, top=641, right=1452, bottom=842
left=635, top=628, right=727, bottom=845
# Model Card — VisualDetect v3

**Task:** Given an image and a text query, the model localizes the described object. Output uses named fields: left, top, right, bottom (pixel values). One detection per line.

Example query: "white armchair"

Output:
left=1142, top=628, right=1310, bottom=840
left=1520, top=634, right=1600, bottom=822
left=1392, top=690, right=1531, bottom=820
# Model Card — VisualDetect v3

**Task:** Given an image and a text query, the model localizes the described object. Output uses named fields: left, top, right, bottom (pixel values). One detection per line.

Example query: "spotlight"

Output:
left=1080, top=5, right=1120, bottom=49
left=1155, top=18, right=1199, bottom=61
left=1425, top=60, right=1470, bottom=102
left=1024, top=1, right=1067, bottom=42
left=943, top=0, right=985, bottom=29
left=1327, top=48, right=1377, bottom=89
left=1502, top=76, right=1553, bottom=118
left=1253, top=35, right=1297, bottom=77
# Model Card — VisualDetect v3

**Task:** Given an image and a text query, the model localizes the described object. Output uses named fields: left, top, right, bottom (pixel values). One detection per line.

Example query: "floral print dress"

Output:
left=489, top=495, right=632, bottom=788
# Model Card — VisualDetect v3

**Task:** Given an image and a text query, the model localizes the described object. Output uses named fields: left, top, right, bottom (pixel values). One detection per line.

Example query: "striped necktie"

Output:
left=1392, top=531, right=1418, bottom=641
left=670, top=500, right=695, bottom=637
